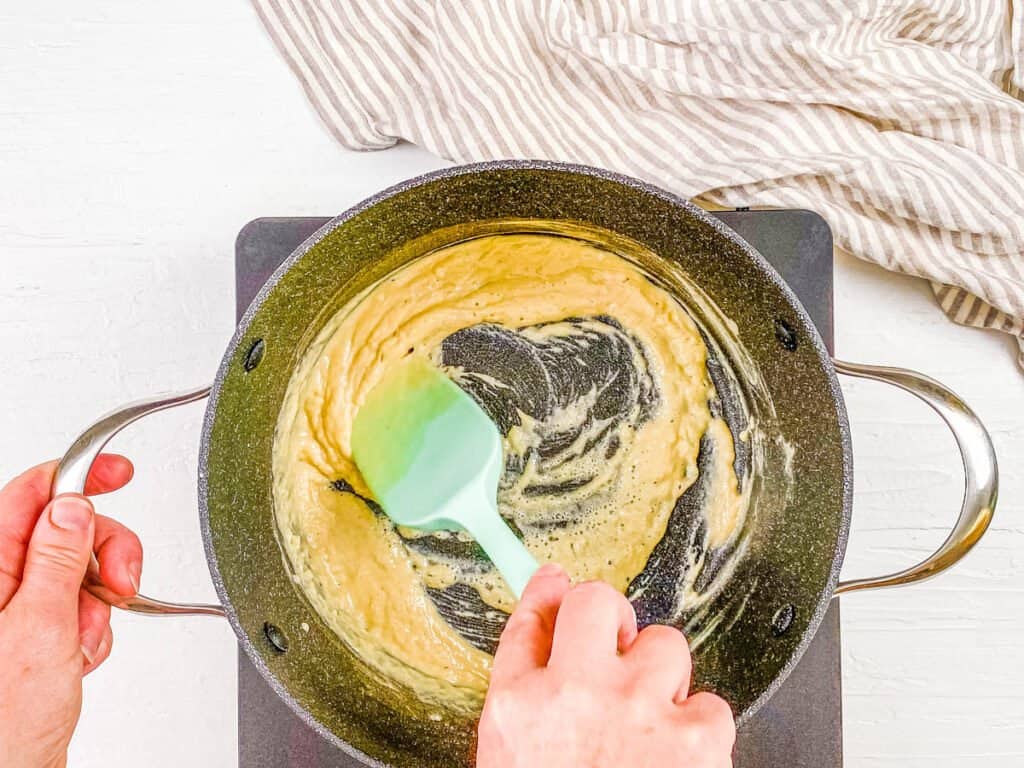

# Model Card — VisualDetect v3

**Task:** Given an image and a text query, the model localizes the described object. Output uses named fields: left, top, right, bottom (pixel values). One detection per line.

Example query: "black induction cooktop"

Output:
left=234, top=210, right=842, bottom=768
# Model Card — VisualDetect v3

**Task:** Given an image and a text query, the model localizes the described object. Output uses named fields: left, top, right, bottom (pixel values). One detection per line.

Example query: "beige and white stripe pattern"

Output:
left=253, top=0, right=1024, bottom=367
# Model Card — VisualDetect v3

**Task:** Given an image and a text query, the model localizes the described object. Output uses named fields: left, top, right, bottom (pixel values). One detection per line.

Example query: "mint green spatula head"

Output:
left=351, top=357, right=539, bottom=598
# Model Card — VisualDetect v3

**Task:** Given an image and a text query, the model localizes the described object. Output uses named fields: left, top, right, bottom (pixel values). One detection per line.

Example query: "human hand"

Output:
left=477, top=564, right=735, bottom=768
left=0, top=455, right=142, bottom=768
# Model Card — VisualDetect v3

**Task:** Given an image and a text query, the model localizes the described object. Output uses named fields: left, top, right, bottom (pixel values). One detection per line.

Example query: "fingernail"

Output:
left=536, top=563, right=565, bottom=577
left=127, top=562, right=141, bottom=594
left=92, top=633, right=110, bottom=666
left=80, top=624, right=103, bottom=664
left=51, top=496, right=93, bottom=531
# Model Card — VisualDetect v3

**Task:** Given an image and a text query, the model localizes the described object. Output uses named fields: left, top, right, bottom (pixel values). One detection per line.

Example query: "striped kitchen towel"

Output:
left=253, top=0, right=1024, bottom=368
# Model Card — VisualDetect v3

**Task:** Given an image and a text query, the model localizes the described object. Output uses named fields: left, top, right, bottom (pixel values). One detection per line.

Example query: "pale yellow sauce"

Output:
left=272, top=233, right=745, bottom=713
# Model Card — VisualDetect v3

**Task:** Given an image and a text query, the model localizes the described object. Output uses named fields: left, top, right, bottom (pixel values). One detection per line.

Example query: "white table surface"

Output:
left=2, top=2, right=1022, bottom=766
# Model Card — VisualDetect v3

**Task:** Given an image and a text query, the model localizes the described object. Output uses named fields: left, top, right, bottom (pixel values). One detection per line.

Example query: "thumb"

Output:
left=14, top=494, right=95, bottom=625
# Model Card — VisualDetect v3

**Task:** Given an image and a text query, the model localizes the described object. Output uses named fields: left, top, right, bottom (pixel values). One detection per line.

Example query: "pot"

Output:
left=53, top=161, right=997, bottom=767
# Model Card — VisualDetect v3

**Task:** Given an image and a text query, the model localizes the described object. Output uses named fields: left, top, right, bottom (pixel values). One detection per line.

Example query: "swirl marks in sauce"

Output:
left=272, top=233, right=747, bottom=712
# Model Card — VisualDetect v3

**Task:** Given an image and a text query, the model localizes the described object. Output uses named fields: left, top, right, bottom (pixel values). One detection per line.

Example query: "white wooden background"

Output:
left=1, top=2, right=1021, bottom=766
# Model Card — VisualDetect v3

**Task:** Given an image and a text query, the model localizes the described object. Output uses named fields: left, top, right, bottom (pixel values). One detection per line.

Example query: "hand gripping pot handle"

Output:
left=52, top=387, right=225, bottom=617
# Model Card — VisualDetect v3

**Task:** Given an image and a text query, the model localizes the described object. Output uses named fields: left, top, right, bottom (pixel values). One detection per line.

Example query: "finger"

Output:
left=0, top=454, right=133, bottom=519
left=491, top=564, right=571, bottom=685
left=676, top=691, right=736, bottom=752
left=78, top=589, right=112, bottom=667
left=83, top=454, right=134, bottom=496
left=0, top=454, right=133, bottom=550
left=11, top=495, right=96, bottom=638
left=623, top=624, right=693, bottom=701
left=83, top=624, right=114, bottom=676
left=548, top=580, right=637, bottom=672
left=94, top=515, right=143, bottom=596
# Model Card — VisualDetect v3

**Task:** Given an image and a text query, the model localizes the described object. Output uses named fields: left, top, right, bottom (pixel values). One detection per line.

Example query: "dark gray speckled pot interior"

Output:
left=198, top=161, right=852, bottom=768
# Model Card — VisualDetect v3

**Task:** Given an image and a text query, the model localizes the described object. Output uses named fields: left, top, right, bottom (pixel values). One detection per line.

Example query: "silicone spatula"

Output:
left=351, top=356, right=540, bottom=598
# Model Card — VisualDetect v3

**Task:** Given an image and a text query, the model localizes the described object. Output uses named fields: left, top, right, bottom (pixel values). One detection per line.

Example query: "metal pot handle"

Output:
left=52, top=387, right=226, bottom=617
left=832, top=360, right=998, bottom=596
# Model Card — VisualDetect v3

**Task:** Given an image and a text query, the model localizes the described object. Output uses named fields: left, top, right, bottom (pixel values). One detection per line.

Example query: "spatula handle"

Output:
left=465, top=511, right=539, bottom=599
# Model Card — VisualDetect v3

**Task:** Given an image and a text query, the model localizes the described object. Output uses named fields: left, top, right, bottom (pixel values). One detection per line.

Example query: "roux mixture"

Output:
left=272, top=233, right=746, bottom=713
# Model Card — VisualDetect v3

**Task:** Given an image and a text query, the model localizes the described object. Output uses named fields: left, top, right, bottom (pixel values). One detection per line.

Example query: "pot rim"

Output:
left=198, top=159, right=853, bottom=759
